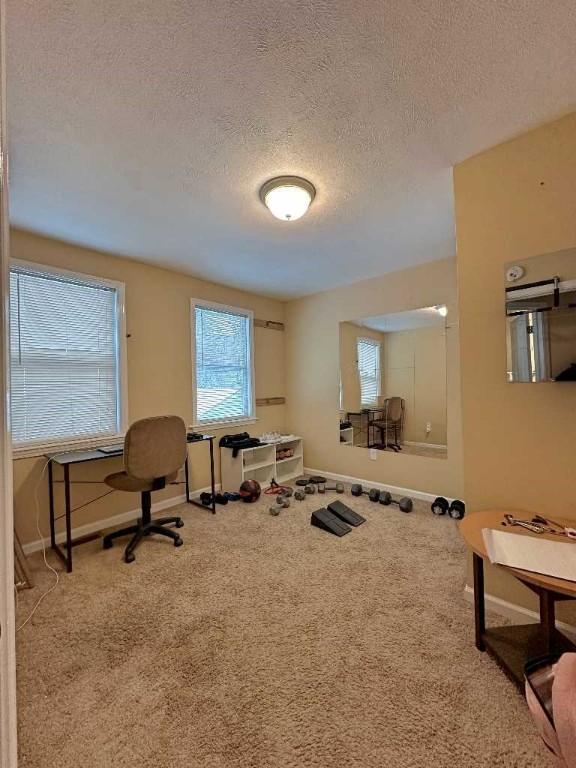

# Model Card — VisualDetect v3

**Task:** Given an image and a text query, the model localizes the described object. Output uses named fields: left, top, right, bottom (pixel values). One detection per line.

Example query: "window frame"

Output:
left=190, top=298, right=257, bottom=430
left=10, top=259, right=129, bottom=458
left=357, top=336, right=381, bottom=408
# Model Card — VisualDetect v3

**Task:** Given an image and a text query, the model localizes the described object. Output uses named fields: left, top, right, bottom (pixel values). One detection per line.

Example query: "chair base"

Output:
left=103, top=514, right=184, bottom=563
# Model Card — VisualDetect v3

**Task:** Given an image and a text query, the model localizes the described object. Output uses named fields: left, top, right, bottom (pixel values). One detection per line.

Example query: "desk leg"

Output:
left=473, top=553, right=486, bottom=651
left=209, top=438, right=216, bottom=514
left=539, top=590, right=556, bottom=654
left=48, top=461, right=56, bottom=549
left=64, top=464, right=72, bottom=573
left=185, top=456, right=190, bottom=503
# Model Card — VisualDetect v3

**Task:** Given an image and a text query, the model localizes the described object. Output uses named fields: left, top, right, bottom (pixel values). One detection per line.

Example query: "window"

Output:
left=357, top=337, right=381, bottom=406
left=9, top=262, right=127, bottom=449
left=191, top=300, right=255, bottom=427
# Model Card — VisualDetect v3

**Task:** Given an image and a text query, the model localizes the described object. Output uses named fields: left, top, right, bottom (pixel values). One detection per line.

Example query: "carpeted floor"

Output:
left=16, top=489, right=553, bottom=768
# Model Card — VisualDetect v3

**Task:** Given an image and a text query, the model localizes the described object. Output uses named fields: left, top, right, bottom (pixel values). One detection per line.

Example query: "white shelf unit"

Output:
left=220, top=436, right=304, bottom=491
left=340, top=426, right=354, bottom=446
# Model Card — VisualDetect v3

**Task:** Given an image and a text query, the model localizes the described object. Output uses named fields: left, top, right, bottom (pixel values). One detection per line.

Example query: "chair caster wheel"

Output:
left=103, top=539, right=113, bottom=550
left=174, top=537, right=183, bottom=547
left=175, top=519, right=184, bottom=528
left=125, top=552, right=136, bottom=563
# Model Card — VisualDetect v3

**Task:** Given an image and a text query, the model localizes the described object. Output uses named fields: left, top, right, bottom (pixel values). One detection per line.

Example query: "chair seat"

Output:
left=105, top=470, right=178, bottom=492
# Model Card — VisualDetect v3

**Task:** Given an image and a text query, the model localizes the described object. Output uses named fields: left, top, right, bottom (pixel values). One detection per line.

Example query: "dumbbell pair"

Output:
left=294, top=484, right=316, bottom=501
left=317, top=482, right=344, bottom=494
left=269, top=488, right=293, bottom=515
left=431, top=497, right=466, bottom=519
left=351, top=484, right=413, bottom=513
left=379, top=491, right=413, bottom=513
left=351, top=484, right=380, bottom=502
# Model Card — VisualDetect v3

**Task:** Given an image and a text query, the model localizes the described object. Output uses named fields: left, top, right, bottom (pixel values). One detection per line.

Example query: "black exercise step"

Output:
left=327, top=500, right=366, bottom=527
left=310, top=508, right=352, bottom=537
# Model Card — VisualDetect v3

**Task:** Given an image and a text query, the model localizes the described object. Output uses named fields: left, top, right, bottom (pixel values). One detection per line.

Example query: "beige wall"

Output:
left=454, top=111, right=576, bottom=620
left=285, top=258, right=463, bottom=497
left=384, top=326, right=447, bottom=446
left=11, top=229, right=286, bottom=545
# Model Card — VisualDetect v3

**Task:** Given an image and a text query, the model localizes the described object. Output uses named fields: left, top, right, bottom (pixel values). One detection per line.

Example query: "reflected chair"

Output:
left=103, top=415, right=187, bottom=563
left=368, top=397, right=405, bottom=451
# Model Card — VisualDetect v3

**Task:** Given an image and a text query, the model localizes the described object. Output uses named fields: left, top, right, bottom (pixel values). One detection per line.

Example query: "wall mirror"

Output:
left=505, top=248, right=576, bottom=382
left=339, top=306, right=448, bottom=459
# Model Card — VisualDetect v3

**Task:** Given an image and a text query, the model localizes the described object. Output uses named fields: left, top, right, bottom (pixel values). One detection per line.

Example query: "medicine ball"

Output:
left=239, top=479, right=261, bottom=503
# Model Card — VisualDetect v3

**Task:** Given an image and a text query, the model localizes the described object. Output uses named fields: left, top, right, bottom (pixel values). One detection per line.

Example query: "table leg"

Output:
left=539, top=590, right=556, bottom=654
left=64, top=464, right=72, bottom=573
left=209, top=438, right=216, bottom=514
left=48, top=460, right=55, bottom=549
left=185, top=456, right=190, bottom=503
left=473, top=553, right=486, bottom=651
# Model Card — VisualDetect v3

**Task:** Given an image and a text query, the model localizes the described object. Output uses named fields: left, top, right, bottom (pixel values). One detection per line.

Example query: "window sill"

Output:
left=12, top=434, right=125, bottom=461
left=192, top=417, right=259, bottom=432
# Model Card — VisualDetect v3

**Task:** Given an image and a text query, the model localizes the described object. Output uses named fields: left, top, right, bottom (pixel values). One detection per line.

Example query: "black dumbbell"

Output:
left=351, top=484, right=380, bottom=502
left=317, top=482, right=345, bottom=494
left=448, top=499, right=466, bottom=520
left=379, top=491, right=413, bottom=513
left=431, top=496, right=449, bottom=515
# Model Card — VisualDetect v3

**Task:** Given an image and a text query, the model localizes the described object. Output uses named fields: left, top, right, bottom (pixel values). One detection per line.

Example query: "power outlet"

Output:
left=426, top=422, right=432, bottom=434
left=369, top=448, right=378, bottom=461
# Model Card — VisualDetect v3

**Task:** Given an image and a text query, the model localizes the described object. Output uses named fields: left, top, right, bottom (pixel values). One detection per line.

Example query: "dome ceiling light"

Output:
left=259, top=176, right=316, bottom=221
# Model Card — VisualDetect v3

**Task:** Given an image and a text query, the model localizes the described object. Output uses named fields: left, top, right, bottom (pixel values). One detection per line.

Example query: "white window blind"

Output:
left=357, top=337, right=381, bottom=406
left=9, top=264, right=123, bottom=446
left=193, top=302, right=254, bottom=425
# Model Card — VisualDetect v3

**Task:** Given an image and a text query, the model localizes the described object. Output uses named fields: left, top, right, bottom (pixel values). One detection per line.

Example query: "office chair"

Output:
left=103, top=415, right=187, bottom=563
left=368, top=397, right=405, bottom=451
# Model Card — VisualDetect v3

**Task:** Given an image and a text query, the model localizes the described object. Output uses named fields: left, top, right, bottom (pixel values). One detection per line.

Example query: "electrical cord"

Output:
left=17, top=459, right=60, bottom=632
left=52, top=488, right=115, bottom=519
left=264, top=479, right=292, bottom=496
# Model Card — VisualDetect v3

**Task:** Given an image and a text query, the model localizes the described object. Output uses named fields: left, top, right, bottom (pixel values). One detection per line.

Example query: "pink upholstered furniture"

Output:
left=526, top=652, right=576, bottom=766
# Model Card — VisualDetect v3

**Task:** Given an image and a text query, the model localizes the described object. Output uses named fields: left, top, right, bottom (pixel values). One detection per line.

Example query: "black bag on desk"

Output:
left=219, top=432, right=261, bottom=458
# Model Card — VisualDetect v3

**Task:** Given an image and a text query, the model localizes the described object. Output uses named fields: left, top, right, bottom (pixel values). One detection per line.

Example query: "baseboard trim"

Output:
left=463, top=585, right=576, bottom=640
left=22, top=482, right=221, bottom=556
left=404, top=441, right=447, bottom=450
left=303, top=466, right=452, bottom=504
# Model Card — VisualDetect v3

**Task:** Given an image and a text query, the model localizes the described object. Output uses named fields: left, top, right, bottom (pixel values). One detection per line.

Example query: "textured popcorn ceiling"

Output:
left=7, top=1, right=576, bottom=298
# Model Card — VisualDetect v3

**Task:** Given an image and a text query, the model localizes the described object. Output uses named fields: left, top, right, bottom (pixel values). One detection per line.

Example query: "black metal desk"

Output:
left=46, top=434, right=215, bottom=572
left=346, top=408, right=383, bottom=448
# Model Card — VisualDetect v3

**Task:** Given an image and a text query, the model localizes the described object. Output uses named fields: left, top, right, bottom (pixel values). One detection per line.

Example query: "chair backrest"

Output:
left=124, top=416, right=187, bottom=480
left=385, top=397, right=404, bottom=423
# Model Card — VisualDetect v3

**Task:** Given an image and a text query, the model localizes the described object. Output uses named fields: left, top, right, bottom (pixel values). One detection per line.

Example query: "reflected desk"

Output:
left=46, top=434, right=215, bottom=573
left=459, top=509, right=576, bottom=689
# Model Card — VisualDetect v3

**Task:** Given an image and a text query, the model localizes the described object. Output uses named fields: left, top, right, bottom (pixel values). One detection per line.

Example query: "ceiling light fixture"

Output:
left=436, top=305, right=448, bottom=317
left=259, top=176, right=316, bottom=221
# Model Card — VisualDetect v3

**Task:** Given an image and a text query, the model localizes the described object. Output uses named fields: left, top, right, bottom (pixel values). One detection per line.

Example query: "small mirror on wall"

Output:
left=338, top=306, right=448, bottom=460
left=505, top=248, right=576, bottom=383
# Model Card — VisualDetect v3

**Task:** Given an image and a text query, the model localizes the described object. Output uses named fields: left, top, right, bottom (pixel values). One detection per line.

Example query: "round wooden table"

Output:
left=459, top=509, right=576, bottom=688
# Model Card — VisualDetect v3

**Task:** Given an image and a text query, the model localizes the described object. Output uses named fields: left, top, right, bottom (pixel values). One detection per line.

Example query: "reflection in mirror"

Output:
left=505, top=249, right=576, bottom=383
left=339, top=306, right=448, bottom=460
